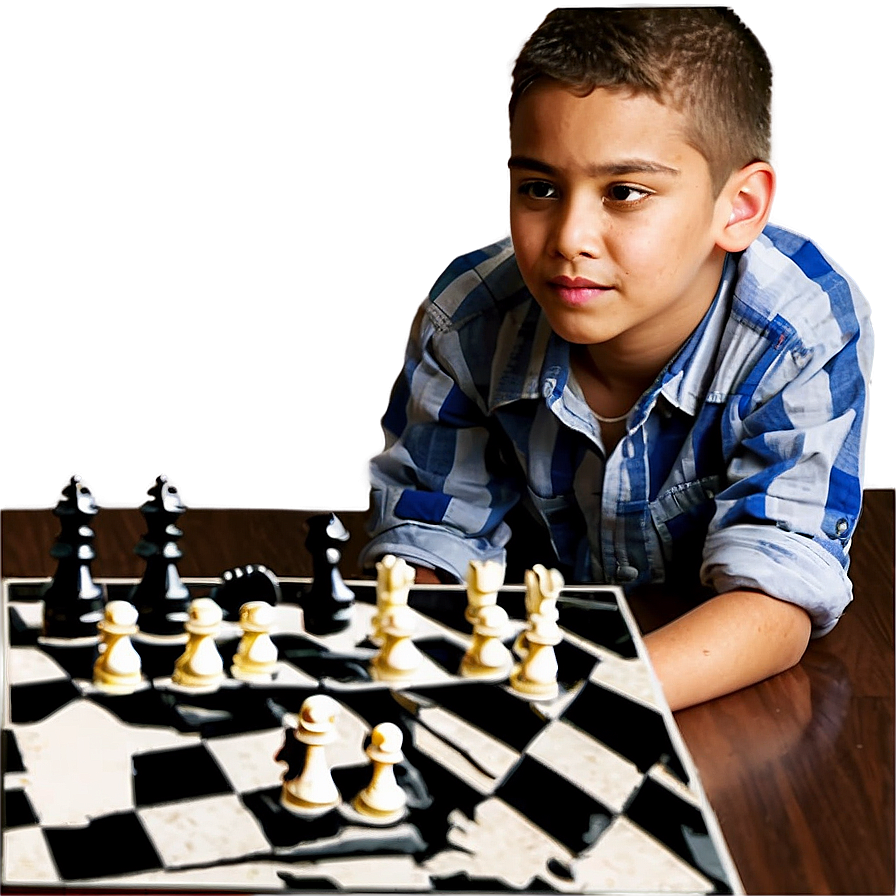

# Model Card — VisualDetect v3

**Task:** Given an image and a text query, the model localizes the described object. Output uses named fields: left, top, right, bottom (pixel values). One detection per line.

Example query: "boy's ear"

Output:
left=715, top=161, right=776, bottom=253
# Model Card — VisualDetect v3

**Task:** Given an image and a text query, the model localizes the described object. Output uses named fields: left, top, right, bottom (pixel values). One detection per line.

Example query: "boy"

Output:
left=359, top=8, right=873, bottom=710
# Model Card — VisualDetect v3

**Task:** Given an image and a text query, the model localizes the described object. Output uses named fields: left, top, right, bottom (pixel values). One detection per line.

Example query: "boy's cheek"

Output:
left=509, top=222, right=545, bottom=268
left=508, top=235, right=533, bottom=275
left=510, top=248, right=542, bottom=296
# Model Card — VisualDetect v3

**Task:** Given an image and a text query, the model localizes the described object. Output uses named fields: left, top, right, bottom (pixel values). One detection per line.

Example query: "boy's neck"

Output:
left=572, top=344, right=657, bottom=399
left=573, top=320, right=696, bottom=400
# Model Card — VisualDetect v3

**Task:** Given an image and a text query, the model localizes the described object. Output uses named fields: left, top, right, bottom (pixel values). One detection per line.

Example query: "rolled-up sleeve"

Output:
left=703, top=524, right=853, bottom=635
left=701, top=273, right=873, bottom=635
left=360, top=304, right=520, bottom=580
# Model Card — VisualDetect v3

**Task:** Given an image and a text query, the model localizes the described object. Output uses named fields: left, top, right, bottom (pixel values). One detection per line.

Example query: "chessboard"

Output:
left=1, top=479, right=743, bottom=894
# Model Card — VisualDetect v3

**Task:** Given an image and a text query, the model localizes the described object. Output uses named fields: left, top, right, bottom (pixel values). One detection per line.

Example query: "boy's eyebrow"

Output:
left=507, top=155, right=680, bottom=177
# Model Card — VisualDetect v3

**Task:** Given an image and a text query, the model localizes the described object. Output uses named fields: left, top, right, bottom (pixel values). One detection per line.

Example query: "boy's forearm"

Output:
left=409, top=567, right=811, bottom=710
left=642, top=589, right=812, bottom=711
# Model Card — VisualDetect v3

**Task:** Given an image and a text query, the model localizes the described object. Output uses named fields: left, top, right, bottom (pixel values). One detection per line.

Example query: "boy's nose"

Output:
left=551, top=198, right=602, bottom=260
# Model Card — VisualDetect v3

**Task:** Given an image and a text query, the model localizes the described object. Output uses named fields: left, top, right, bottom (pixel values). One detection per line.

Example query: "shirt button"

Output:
left=835, top=518, right=849, bottom=536
left=616, top=564, right=639, bottom=582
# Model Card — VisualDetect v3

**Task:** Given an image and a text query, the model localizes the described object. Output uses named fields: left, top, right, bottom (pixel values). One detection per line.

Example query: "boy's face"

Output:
left=509, top=82, right=731, bottom=359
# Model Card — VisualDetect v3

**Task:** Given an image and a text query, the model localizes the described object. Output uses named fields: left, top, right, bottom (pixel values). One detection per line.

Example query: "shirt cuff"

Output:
left=358, top=522, right=508, bottom=583
left=700, top=524, right=853, bottom=636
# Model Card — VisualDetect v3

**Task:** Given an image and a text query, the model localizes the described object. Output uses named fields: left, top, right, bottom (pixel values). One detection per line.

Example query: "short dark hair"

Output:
left=510, top=7, right=772, bottom=192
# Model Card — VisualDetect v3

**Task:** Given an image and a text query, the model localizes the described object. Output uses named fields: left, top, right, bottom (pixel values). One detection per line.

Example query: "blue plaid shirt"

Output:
left=362, top=224, right=873, bottom=636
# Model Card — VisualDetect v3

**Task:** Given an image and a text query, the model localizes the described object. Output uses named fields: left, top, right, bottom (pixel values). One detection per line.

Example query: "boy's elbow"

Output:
left=763, top=593, right=812, bottom=673
left=778, top=629, right=810, bottom=676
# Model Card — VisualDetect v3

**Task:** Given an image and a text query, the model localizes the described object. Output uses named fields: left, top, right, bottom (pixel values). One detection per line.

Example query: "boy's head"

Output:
left=506, top=8, right=777, bottom=357
left=510, top=7, right=772, bottom=194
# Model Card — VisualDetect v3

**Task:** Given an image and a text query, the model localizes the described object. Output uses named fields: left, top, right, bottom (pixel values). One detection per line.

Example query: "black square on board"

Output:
left=2, top=788, right=39, bottom=829
left=416, top=635, right=467, bottom=674
left=42, top=811, right=163, bottom=880
left=10, top=678, right=80, bottom=725
left=2, top=728, right=26, bottom=773
left=558, top=593, right=637, bottom=659
left=625, top=775, right=732, bottom=893
left=8, top=605, right=40, bottom=646
left=132, top=742, right=232, bottom=807
left=407, top=681, right=548, bottom=752
left=561, top=680, right=688, bottom=783
left=495, top=754, right=614, bottom=855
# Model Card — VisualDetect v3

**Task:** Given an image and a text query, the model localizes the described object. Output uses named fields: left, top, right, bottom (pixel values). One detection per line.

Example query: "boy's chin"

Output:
left=543, top=314, right=621, bottom=347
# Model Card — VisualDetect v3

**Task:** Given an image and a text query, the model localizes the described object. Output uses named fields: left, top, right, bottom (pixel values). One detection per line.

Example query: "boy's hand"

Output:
left=643, top=590, right=811, bottom=711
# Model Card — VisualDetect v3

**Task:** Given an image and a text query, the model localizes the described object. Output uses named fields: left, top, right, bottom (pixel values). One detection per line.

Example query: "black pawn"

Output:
left=129, top=475, right=190, bottom=637
left=301, top=513, right=355, bottom=635
left=41, top=476, right=106, bottom=640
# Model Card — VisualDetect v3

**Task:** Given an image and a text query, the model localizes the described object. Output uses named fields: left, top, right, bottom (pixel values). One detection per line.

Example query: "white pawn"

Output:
left=93, top=600, right=143, bottom=694
left=352, top=722, right=407, bottom=823
left=514, top=564, right=563, bottom=659
left=171, top=598, right=225, bottom=692
left=510, top=600, right=564, bottom=701
left=231, top=600, right=278, bottom=682
left=460, top=604, right=513, bottom=680
left=281, top=694, right=342, bottom=815
left=370, top=604, right=423, bottom=682
left=371, top=554, right=415, bottom=645
left=465, top=559, right=505, bottom=625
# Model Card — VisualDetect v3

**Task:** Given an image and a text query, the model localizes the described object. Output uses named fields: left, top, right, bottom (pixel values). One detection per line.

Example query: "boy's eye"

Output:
left=518, top=180, right=558, bottom=200
left=606, top=183, right=652, bottom=204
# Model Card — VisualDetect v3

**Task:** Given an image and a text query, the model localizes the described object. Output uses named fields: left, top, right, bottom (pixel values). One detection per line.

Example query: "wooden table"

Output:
left=2, top=490, right=893, bottom=895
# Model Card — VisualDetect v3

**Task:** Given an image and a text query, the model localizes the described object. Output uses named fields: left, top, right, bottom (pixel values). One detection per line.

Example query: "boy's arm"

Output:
left=410, top=565, right=443, bottom=585
left=643, top=589, right=811, bottom=711
left=644, top=235, right=873, bottom=711
left=361, top=296, right=522, bottom=580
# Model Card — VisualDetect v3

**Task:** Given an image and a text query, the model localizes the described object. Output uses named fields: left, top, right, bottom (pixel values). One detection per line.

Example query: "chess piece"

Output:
left=465, top=559, right=505, bottom=626
left=210, top=564, right=281, bottom=621
left=230, top=600, right=278, bottom=682
left=129, top=476, right=191, bottom=639
left=370, top=605, right=423, bottom=682
left=352, top=722, right=407, bottom=823
left=371, top=554, right=415, bottom=645
left=510, top=598, right=564, bottom=701
left=301, top=513, right=355, bottom=635
left=41, top=476, right=106, bottom=641
left=460, top=604, right=513, bottom=680
left=171, top=598, right=225, bottom=692
left=514, top=564, right=563, bottom=659
left=281, top=694, right=342, bottom=815
left=93, top=600, right=143, bottom=694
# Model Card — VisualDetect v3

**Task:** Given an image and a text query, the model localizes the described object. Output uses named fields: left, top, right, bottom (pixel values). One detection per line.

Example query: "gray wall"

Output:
left=0, top=0, right=894, bottom=508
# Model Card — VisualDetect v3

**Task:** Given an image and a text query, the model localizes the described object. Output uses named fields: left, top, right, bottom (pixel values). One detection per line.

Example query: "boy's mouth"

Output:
left=548, top=275, right=612, bottom=306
